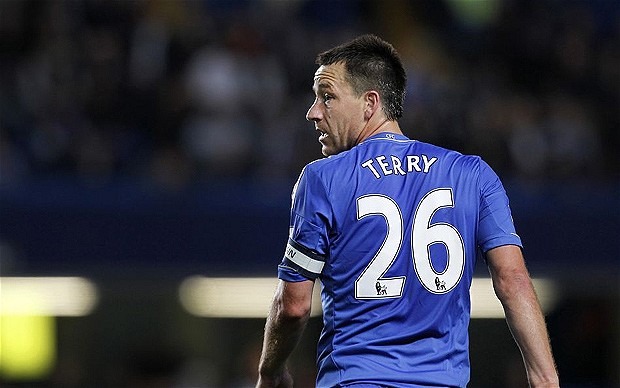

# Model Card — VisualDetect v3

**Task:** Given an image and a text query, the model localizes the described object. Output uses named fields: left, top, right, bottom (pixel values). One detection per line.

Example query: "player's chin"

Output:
left=319, top=139, right=330, bottom=156
left=320, top=136, right=345, bottom=156
left=320, top=142, right=336, bottom=157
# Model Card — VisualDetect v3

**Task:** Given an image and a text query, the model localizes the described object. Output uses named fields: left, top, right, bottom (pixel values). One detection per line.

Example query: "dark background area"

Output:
left=1, top=0, right=618, bottom=387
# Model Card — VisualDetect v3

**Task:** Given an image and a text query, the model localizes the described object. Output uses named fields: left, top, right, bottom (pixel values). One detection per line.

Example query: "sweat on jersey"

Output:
left=278, top=132, right=522, bottom=388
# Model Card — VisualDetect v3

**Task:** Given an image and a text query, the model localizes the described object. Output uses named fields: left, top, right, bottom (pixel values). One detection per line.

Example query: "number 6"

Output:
left=412, top=188, right=464, bottom=294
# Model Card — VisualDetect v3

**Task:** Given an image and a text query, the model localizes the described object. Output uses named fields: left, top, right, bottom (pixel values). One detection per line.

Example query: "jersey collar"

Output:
left=365, top=132, right=410, bottom=142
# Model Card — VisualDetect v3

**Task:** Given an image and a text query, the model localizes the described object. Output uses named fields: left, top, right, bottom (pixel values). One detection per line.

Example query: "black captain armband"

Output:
left=282, top=238, right=325, bottom=279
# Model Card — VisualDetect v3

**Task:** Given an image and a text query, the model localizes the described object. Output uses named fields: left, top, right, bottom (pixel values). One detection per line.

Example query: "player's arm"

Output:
left=257, top=278, right=315, bottom=388
left=486, top=245, right=559, bottom=388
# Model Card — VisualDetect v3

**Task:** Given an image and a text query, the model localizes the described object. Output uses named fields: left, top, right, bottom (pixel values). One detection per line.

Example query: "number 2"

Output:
left=355, top=188, right=465, bottom=299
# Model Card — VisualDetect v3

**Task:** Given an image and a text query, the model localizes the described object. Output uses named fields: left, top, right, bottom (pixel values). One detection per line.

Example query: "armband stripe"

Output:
left=285, top=239, right=325, bottom=275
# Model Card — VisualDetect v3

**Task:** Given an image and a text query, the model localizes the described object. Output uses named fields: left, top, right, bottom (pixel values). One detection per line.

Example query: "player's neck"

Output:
left=355, top=118, right=402, bottom=145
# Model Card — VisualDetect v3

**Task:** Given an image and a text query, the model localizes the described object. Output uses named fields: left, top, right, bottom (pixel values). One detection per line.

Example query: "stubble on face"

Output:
left=310, top=63, right=365, bottom=156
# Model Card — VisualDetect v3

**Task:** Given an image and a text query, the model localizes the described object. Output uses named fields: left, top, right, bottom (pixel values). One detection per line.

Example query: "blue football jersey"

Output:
left=278, top=133, right=522, bottom=387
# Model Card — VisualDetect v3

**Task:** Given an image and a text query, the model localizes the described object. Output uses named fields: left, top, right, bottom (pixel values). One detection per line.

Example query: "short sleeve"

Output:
left=477, top=160, right=523, bottom=253
left=278, top=165, right=332, bottom=280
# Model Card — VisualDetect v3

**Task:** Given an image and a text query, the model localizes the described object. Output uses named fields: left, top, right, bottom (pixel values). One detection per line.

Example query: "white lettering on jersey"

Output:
left=361, top=154, right=438, bottom=178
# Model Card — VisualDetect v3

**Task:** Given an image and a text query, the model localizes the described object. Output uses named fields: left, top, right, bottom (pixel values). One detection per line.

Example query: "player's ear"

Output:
left=364, top=90, right=381, bottom=120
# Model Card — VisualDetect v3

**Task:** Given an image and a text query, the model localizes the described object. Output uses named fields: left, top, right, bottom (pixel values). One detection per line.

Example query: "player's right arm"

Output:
left=257, top=164, right=327, bottom=387
left=257, top=279, right=314, bottom=388
left=486, top=245, right=559, bottom=388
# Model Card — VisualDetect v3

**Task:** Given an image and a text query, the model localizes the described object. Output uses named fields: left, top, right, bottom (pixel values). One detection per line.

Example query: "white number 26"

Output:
left=355, top=188, right=465, bottom=299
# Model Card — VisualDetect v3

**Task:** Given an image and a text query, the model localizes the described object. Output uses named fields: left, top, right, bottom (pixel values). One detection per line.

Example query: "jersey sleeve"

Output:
left=477, top=159, right=523, bottom=252
left=278, top=165, right=332, bottom=281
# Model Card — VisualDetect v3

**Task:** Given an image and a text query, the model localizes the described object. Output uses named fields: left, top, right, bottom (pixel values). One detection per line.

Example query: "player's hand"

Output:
left=256, top=368, right=293, bottom=388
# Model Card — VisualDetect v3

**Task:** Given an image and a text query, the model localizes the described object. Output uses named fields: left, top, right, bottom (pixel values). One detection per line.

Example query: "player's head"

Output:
left=315, top=34, right=406, bottom=121
left=306, top=35, right=407, bottom=156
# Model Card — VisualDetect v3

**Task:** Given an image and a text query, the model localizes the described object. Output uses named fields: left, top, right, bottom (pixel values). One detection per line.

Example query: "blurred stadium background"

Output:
left=0, top=0, right=618, bottom=387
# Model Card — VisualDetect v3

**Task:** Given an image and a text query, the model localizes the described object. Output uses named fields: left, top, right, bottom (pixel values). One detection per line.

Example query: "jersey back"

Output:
left=278, top=133, right=522, bottom=387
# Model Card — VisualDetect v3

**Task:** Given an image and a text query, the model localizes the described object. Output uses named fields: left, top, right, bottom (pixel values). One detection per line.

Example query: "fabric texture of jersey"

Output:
left=278, top=133, right=522, bottom=387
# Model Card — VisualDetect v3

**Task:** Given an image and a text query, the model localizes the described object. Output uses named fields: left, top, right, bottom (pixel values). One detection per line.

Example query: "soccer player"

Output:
left=257, top=34, right=559, bottom=388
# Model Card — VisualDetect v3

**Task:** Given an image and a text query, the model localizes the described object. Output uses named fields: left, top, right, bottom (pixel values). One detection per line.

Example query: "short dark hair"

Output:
left=316, top=34, right=406, bottom=121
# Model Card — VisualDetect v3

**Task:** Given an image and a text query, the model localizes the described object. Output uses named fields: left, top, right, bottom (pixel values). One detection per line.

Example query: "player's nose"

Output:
left=306, top=98, right=321, bottom=122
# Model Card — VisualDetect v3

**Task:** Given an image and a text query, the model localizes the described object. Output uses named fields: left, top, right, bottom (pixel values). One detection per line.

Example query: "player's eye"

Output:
left=323, top=93, right=333, bottom=103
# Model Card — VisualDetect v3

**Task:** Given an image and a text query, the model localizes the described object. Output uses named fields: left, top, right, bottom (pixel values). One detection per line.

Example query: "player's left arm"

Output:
left=257, top=279, right=315, bottom=388
left=486, top=245, right=559, bottom=388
